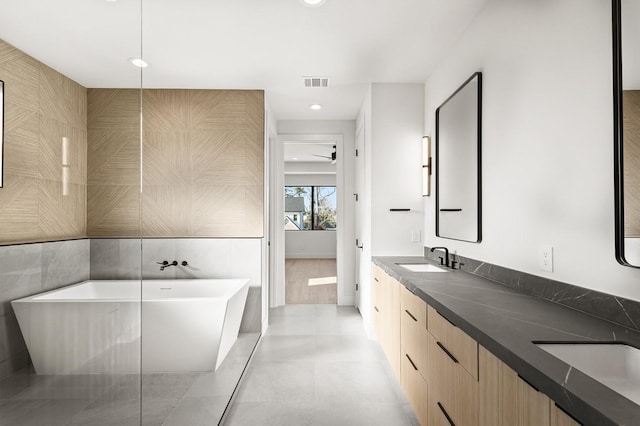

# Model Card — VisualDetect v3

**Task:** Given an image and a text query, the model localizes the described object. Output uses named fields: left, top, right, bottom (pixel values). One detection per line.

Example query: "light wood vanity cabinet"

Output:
left=401, top=349, right=429, bottom=426
left=400, top=286, right=428, bottom=375
left=372, top=264, right=582, bottom=426
left=427, top=314, right=479, bottom=426
left=400, top=286, right=429, bottom=425
left=427, top=305, right=478, bottom=380
left=550, top=404, right=581, bottom=426
left=479, top=346, right=581, bottom=426
left=371, top=264, right=401, bottom=378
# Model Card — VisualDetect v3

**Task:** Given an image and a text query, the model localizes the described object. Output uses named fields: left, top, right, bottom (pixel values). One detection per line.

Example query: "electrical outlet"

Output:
left=539, top=245, right=553, bottom=272
left=411, top=230, right=421, bottom=242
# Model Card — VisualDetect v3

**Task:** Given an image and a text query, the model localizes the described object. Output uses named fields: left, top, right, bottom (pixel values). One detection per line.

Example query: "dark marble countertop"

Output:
left=373, top=256, right=640, bottom=426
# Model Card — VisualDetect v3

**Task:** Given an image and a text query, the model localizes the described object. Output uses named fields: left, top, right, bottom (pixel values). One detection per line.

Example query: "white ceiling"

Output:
left=0, top=0, right=487, bottom=120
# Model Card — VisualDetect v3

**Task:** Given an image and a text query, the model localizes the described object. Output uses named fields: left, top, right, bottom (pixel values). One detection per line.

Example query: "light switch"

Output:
left=411, top=230, right=421, bottom=242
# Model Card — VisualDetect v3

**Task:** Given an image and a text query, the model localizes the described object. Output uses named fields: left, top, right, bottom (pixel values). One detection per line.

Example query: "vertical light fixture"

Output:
left=62, top=136, right=70, bottom=196
left=422, top=136, right=432, bottom=196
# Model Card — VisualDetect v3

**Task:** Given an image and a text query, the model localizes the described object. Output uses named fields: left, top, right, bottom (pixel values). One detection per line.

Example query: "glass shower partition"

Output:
left=139, top=2, right=263, bottom=424
left=0, top=1, right=144, bottom=425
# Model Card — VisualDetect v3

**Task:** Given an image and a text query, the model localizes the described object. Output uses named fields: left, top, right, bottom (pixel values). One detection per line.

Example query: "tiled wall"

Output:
left=87, top=89, right=264, bottom=238
left=0, top=239, right=90, bottom=379
left=90, top=238, right=262, bottom=332
left=0, top=39, right=87, bottom=244
left=0, top=237, right=261, bottom=380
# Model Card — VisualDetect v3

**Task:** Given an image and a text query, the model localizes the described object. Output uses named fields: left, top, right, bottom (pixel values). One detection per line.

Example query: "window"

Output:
left=284, top=186, right=336, bottom=230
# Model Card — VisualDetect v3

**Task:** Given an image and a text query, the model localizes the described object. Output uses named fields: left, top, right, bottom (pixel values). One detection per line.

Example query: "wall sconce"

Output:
left=422, top=136, right=432, bottom=196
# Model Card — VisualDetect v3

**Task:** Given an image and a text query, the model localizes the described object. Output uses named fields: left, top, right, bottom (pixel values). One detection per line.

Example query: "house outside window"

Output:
left=284, top=186, right=336, bottom=230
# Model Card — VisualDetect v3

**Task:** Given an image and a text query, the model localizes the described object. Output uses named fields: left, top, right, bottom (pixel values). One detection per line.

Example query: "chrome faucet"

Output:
left=430, top=247, right=450, bottom=268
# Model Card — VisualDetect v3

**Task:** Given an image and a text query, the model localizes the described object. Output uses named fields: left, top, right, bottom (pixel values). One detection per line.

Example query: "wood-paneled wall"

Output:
left=624, top=90, right=640, bottom=237
left=0, top=39, right=87, bottom=244
left=87, top=89, right=264, bottom=238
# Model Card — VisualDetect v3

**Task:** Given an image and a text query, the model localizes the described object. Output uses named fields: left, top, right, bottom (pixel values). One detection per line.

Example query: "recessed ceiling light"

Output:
left=300, top=0, right=327, bottom=7
left=309, top=104, right=322, bottom=110
left=128, top=57, right=148, bottom=68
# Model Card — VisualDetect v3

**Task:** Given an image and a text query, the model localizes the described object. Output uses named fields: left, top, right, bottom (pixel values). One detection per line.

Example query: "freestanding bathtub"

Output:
left=11, top=279, right=249, bottom=375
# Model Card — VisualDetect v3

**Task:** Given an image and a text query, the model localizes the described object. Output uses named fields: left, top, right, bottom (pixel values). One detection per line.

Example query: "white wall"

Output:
left=356, top=84, right=425, bottom=337
left=277, top=120, right=356, bottom=305
left=371, top=84, right=425, bottom=256
left=284, top=173, right=336, bottom=186
left=264, top=99, right=277, bottom=333
left=285, top=231, right=337, bottom=258
left=424, top=0, right=640, bottom=301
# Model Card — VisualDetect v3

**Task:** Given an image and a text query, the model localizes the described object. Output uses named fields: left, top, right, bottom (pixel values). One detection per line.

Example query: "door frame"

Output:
left=270, top=133, right=349, bottom=306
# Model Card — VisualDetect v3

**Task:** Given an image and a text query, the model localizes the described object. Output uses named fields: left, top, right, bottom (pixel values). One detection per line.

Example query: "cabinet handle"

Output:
left=437, top=402, right=456, bottom=426
left=374, top=278, right=379, bottom=282
left=405, top=354, right=418, bottom=371
left=436, top=341, right=459, bottom=364
left=374, top=306, right=379, bottom=312
left=404, top=309, right=418, bottom=322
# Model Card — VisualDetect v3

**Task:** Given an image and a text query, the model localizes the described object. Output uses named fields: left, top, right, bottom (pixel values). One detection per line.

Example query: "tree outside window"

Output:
left=284, top=186, right=336, bottom=230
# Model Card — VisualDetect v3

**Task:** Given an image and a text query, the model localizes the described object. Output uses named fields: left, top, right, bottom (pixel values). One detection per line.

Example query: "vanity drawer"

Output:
left=428, top=305, right=478, bottom=380
left=401, top=285, right=427, bottom=326
left=372, top=264, right=384, bottom=308
left=427, top=332, right=478, bottom=426
left=401, top=351, right=429, bottom=426
left=401, top=286, right=428, bottom=375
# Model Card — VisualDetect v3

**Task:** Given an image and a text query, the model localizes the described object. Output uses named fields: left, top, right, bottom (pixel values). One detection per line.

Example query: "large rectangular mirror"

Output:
left=435, top=72, right=482, bottom=242
left=614, top=0, right=640, bottom=267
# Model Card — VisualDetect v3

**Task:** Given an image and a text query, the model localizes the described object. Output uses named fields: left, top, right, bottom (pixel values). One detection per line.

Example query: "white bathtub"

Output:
left=11, top=279, right=250, bottom=375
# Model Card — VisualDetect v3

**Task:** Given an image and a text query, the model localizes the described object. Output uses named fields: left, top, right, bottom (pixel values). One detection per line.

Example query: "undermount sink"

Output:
left=535, top=342, right=640, bottom=405
left=395, top=263, right=448, bottom=273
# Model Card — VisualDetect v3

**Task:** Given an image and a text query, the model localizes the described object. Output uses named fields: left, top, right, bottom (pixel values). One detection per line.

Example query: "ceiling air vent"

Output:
left=303, top=76, right=330, bottom=88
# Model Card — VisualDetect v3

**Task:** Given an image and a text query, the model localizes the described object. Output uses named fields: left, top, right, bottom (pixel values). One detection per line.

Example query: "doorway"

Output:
left=283, top=142, right=338, bottom=304
left=270, top=134, right=346, bottom=307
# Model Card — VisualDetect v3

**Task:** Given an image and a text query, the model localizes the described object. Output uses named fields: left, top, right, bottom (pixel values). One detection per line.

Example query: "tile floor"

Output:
left=223, top=305, right=419, bottom=426
left=0, top=333, right=259, bottom=425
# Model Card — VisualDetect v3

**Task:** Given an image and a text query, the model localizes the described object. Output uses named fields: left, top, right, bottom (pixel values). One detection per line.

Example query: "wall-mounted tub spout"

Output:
left=157, top=260, right=178, bottom=271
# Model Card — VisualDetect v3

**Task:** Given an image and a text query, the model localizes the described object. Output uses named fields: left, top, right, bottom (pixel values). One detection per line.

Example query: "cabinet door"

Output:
left=401, top=351, right=429, bottom=426
left=550, top=403, right=581, bottom=426
left=428, top=306, right=478, bottom=379
left=427, top=332, right=478, bottom=426
left=383, top=273, right=401, bottom=378
left=401, top=286, right=428, bottom=376
left=518, top=377, right=550, bottom=425
left=479, top=345, right=553, bottom=426
left=371, top=264, right=384, bottom=340
left=479, top=346, right=518, bottom=426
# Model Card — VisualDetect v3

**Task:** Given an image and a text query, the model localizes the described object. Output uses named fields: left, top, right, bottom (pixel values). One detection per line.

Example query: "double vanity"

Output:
left=371, top=256, right=640, bottom=426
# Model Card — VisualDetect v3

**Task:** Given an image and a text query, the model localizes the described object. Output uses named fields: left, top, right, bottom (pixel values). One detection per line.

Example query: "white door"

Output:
left=354, top=125, right=365, bottom=310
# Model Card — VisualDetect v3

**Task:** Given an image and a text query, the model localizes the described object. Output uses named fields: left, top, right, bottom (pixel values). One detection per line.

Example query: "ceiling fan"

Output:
left=312, top=145, right=336, bottom=164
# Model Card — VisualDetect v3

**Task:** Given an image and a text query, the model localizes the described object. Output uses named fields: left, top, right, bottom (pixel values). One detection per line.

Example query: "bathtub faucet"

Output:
left=157, top=260, right=178, bottom=271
